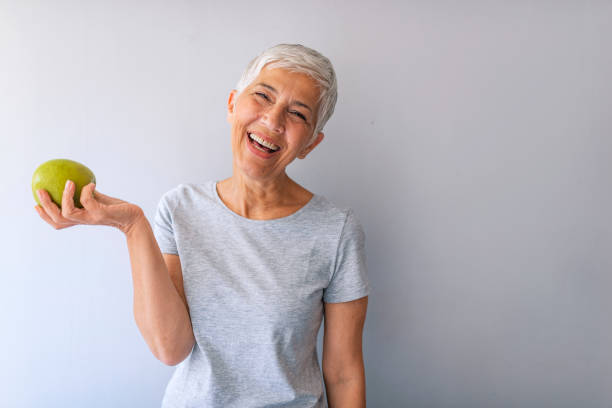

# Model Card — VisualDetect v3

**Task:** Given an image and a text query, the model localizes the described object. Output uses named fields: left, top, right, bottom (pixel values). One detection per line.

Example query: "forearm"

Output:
left=124, top=213, right=194, bottom=365
left=324, top=364, right=366, bottom=408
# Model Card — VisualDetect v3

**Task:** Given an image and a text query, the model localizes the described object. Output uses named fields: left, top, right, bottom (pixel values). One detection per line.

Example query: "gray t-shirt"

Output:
left=153, top=181, right=370, bottom=408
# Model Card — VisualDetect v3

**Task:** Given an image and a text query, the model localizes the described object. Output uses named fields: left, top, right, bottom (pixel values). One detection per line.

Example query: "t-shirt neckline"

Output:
left=212, top=180, right=317, bottom=224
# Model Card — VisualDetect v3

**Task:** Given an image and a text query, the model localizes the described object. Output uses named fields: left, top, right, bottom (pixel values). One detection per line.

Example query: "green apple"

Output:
left=32, top=159, right=96, bottom=209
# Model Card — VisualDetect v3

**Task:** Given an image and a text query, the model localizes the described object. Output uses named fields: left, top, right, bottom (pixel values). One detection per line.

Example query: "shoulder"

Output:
left=306, top=195, right=365, bottom=238
left=159, top=181, right=216, bottom=207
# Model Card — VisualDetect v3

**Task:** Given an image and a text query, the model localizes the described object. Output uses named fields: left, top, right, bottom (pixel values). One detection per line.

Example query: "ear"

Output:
left=227, top=90, right=238, bottom=123
left=298, top=132, right=325, bottom=159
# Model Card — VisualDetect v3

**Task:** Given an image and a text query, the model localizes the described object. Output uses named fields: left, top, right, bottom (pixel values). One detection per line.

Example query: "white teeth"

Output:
left=249, top=133, right=279, bottom=151
left=252, top=143, right=269, bottom=153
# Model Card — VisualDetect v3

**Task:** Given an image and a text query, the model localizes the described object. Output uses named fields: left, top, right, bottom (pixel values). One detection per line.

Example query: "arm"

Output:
left=322, top=296, right=368, bottom=408
left=34, top=182, right=195, bottom=366
left=125, top=215, right=195, bottom=366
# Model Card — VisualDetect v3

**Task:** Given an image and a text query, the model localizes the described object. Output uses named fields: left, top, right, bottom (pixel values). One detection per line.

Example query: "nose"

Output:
left=261, top=104, right=285, bottom=134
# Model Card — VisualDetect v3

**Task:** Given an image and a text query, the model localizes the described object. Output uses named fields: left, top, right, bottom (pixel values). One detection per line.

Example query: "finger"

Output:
left=37, top=189, right=64, bottom=224
left=35, top=205, right=69, bottom=230
left=61, top=180, right=83, bottom=221
left=79, top=182, right=100, bottom=210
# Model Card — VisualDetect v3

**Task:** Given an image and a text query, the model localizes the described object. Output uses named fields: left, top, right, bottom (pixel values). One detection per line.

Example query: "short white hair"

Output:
left=235, top=44, right=338, bottom=145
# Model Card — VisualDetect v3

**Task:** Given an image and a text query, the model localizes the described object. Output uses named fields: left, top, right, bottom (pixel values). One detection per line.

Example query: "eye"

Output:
left=255, top=92, right=270, bottom=101
left=290, top=111, right=307, bottom=121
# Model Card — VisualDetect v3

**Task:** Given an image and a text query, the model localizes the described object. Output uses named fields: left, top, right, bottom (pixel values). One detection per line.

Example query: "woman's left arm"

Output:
left=322, top=296, right=368, bottom=408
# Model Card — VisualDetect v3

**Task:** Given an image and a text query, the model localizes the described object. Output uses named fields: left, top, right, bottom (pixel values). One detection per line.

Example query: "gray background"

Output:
left=1, top=1, right=611, bottom=407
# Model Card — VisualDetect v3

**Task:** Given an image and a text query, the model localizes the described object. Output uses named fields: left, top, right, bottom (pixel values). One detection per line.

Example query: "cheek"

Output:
left=235, top=99, right=261, bottom=125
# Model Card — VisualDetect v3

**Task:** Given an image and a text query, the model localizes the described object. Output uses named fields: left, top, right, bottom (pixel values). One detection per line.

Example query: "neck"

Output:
left=217, top=171, right=309, bottom=220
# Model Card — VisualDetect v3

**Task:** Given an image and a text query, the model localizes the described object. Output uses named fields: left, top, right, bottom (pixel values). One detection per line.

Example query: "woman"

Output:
left=34, top=44, right=369, bottom=408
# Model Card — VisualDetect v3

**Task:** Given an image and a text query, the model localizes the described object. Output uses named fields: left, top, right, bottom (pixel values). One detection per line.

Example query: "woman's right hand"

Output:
left=35, top=180, right=145, bottom=235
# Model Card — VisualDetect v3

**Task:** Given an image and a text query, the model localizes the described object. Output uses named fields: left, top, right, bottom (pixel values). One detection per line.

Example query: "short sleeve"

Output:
left=153, top=193, right=178, bottom=255
left=323, top=209, right=370, bottom=303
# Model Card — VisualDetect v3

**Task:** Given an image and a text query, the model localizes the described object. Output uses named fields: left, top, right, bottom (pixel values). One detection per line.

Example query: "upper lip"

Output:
left=247, top=131, right=281, bottom=150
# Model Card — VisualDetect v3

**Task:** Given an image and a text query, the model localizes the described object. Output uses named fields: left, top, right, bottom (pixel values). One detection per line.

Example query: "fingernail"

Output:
left=37, top=189, right=43, bottom=199
left=65, top=180, right=72, bottom=190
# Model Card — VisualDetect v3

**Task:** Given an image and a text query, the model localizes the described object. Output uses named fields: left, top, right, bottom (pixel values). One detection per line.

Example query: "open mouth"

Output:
left=247, top=132, right=280, bottom=154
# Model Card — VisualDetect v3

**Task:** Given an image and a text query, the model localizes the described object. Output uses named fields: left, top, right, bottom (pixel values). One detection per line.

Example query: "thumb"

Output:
left=90, top=190, right=122, bottom=205
left=79, top=183, right=100, bottom=210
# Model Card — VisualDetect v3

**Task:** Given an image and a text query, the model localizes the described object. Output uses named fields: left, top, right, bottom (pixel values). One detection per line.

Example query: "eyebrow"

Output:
left=256, top=82, right=313, bottom=112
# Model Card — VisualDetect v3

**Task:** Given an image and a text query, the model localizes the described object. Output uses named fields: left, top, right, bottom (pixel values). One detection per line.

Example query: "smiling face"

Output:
left=227, top=66, right=325, bottom=183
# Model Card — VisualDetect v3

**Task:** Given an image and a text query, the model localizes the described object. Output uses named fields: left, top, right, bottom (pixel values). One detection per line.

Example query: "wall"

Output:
left=1, top=1, right=611, bottom=406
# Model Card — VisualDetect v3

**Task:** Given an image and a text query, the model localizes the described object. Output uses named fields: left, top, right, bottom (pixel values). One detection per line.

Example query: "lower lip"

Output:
left=246, top=134, right=279, bottom=159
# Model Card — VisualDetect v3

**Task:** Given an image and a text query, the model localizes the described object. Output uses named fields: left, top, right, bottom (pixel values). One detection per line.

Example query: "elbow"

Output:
left=156, top=342, right=194, bottom=366
left=323, top=357, right=365, bottom=386
left=153, top=334, right=196, bottom=366
left=134, top=314, right=196, bottom=366
left=158, top=352, right=186, bottom=367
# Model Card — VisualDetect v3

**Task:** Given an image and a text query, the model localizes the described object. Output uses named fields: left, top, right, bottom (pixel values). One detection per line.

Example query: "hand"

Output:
left=35, top=180, right=145, bottom=235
